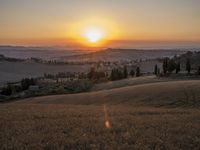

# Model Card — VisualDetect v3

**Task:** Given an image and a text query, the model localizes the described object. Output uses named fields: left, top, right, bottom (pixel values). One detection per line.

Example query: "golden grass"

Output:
left=16, top=80, right=200, bottom=107
left=1, top=80, right=200, bottom=149
left=0, top=104, right=200, bottom=149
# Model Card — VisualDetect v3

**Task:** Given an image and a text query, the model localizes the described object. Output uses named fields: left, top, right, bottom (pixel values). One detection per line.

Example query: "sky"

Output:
left=0, top=0, right=200, bottom=48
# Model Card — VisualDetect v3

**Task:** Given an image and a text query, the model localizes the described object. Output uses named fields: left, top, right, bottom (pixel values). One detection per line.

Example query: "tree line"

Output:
left=1, top=78, right=36, bottom=96
left=110, top=66, right=141, bottom=81
left=154, top=57, right=200, bottom=76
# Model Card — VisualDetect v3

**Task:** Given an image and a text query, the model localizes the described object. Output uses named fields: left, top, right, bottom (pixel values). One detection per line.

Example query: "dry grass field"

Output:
left=0, top=80, right=200, bottom=149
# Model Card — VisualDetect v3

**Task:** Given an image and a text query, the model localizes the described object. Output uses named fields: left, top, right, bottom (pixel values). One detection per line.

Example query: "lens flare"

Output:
left=105, top=120, right=111, bottom=129
left=103, top=105, right=111, bottom=129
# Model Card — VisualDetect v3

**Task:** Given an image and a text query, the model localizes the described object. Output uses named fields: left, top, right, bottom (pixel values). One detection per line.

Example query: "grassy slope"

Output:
left=91, top=76, right=171, bottom=91
left=1, top=79, right=200, bottom=149
left=17, top=80, right=200, bottom=107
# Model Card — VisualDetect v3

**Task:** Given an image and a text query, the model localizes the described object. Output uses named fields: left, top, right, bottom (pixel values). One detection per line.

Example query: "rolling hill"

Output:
left=1, top=79, right=200, bottom=149
left=16, top=80, right=200, bottom=107
left=59, top=49, right=186, bottom=62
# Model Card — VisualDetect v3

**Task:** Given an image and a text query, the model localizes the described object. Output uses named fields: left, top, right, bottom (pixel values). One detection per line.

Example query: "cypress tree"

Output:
left=168, top=59, right=176, bottom=73
left=163, top=58, right=168, bottom=74
left=123, top=66, right=128, bottom=78
left=198, top=66, right=200, bottom=75
left=154, top=64, right=158, bottom=75
left=136, top=67, right=140, bottom=77
left=176, top=61, right=181, bottom=74
left=186, top=58, right=191, bottom=74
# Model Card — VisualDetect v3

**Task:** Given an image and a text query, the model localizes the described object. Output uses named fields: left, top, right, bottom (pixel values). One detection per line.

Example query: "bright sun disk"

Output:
left=85, top=27, right=104, bottom=43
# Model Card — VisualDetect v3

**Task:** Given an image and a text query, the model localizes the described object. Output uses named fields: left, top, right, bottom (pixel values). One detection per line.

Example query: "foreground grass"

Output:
left=0, top=104, right=200, bottom=150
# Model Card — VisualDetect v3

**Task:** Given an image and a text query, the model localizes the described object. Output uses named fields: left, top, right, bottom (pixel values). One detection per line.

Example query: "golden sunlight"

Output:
left=84, top=27, right=104, bottom=43
left=67, top=18, right=122, bottom=47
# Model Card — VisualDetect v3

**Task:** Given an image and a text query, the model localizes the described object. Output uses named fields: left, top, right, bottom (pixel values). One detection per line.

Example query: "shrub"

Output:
left=1, top=85, right=12, bottom=96
left=21, top=78, right=36, bottom=90
left=110, top=69, right=124, bottom=81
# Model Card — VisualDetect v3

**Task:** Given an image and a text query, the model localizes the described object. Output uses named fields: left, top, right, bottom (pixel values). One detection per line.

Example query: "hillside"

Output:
left=59, top=49, right=186, bottom=62
left=0, top=46, right=85, bottom=60
left=16, top=80, right=200, bottom=107
left=0, top=61, right=91, bottom=86
left=0, top=46, right=188, bottom=62
left=1, top=79, right=200, bottom=149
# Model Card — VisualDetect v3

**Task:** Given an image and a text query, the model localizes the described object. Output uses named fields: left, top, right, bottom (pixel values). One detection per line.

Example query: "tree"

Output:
left=136, top=67, right=140, bottom=77
left=110, top=68, right=124, bottom=81
left=1, top=85, right=12, bottom=96
left=110, top=69, right=114, bottom=81
left=130, top=70, right=135, bottom=77
left=168, top=59, right=176, bottom=73
left=163, top=58, right=169, bottom=74
left=93, top=71, right=106, bottom=80
left=21, top=78, right=36, bottom=90
left=154, top=64, right=158, bottom=75
left=186, top=58, right=191, bottom=74
left=110, top=69, right=116, bottom=81
left=198, top=66, right=200, bottom=75
left=87, top=67, right=95, bottom=79
left=176, top=61, right=181, bottom=74
left=123, top=66, right=128, bottom=78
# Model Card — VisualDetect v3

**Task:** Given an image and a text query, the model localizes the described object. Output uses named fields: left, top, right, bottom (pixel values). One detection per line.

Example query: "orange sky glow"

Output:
left=0, top=0, right=200, bottom=48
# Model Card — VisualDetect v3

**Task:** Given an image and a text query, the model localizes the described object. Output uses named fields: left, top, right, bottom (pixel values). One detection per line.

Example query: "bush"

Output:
left=64, top=80, right=93, bottom=93
left=21, top=78, right=36, bottom=90
left=87, top=68, right=106, bottom=80
left=110, top=69, right=124, bottom=81
left=1, top=85, right=12, bottom=96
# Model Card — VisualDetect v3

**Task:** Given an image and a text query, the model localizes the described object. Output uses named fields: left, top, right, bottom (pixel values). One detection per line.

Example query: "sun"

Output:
left=84, top=27, right=104, bottom=43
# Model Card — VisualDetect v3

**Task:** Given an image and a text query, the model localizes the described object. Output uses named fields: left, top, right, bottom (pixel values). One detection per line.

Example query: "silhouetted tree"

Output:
left=176, top=61, right=181, bottom=74
left=163, top=58, right=169, bottom=74
left=168, top=59, right=176, bottom=73
left=111, top=68, right=124, bottom=81
left=154, top=64, right=158, bottom=75
left=123, top=66, right=128, bottom=78
left=110, top=69, right=115, bottom=81
left=130, top=70, right=135, bottom=77
left=87, top=67, right=95, bottom=79
left=1, top=85, right=12, bottom=96
left=186, top=58, right=191, bottom=74
left=198, top=66, right=200, bottom=75
left=136, top=67, right=140, bottom=77
left=21, top=78, right=36, bottom=90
